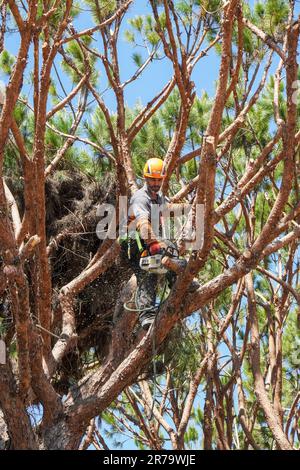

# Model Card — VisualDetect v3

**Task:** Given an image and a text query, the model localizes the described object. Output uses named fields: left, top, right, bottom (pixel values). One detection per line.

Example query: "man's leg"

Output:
left=135, top=272, right=158, bottom=330
left=120, top=237, right=157, bottom=329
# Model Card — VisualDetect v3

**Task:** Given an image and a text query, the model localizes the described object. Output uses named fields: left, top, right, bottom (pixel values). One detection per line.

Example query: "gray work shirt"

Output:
left=128, top=184, right=168, bottom=237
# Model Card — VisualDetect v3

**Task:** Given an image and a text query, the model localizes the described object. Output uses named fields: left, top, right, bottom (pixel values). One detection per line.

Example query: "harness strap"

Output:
left=135, top=231, right=144, bottom=253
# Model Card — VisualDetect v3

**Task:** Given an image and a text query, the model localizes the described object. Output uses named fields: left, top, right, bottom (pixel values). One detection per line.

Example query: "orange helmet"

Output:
left=143, top=158, right=165, bottom=179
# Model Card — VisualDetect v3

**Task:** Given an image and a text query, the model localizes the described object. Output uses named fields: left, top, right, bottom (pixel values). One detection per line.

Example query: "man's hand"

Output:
left=149, top=241, right=167, bottom=255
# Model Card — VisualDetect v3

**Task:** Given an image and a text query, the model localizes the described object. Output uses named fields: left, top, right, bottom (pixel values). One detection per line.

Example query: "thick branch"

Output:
left=245, top=273, right=292, bottom=450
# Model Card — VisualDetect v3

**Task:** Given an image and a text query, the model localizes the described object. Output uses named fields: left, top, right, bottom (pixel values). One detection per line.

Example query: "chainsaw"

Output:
left=139, top=241, right=180, bottom=274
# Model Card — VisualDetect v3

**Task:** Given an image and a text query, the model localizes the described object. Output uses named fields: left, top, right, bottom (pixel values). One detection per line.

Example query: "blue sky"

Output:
left=0, top=0, right=221, bottom=111
left=73, top=0, right=222, bottom=110
left=2, top=0, right=299, bottom=119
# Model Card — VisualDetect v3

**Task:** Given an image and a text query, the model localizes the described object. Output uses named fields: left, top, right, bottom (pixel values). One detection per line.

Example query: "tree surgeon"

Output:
left=120, top=157, right=199, bottom=330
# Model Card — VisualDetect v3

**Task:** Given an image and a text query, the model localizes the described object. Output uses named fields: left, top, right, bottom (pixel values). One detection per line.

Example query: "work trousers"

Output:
left=120, top=238, right=159, bottom=311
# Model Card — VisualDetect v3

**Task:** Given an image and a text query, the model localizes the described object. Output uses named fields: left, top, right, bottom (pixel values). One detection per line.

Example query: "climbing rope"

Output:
left=122, top=239, right=179, bottom=420
left=147, top=277, right=169, bottom=421
left=135, top=273, right=170, bottom=420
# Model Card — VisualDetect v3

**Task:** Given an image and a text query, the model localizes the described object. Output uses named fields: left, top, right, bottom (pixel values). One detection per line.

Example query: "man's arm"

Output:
left=136, top=217, right=159, bottom=246
left=129, top=194, right=159, bottom=246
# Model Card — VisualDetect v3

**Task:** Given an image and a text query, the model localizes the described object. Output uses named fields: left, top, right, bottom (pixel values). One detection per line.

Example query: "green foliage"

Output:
left=84, top=107, right=114, bottom=151
left=132, top=52, right=143, bottom=68
left=124, top=29, right=135, bottom=44
left=184, top=426, right=199, bottom=447
left=49, top=80, right=59, bottom=99
left=35, top=0, right=81, bottom=31
left=188, top=92, right=211, bottom=140
left=252, top=418, right=274, bottom=449
left=283, top=310, right=300, bottom=371
left=129, top=15, right=144, bottom=33
left=61, top=35, right=99, bottom=85
left=0, top=50, right=15, bottom=76
left=130, top=105, right=167, bottom=177
left=125, top=14, right=160, bottom=49
left=160, top=90, right=181, bottom=131
left=83, top=0, right=117, bottom=23
left=243, top=27, right=255, bottom=55
left=254, top=0, right=289, bottom=33
left=164, top=322, right=203, bottom=380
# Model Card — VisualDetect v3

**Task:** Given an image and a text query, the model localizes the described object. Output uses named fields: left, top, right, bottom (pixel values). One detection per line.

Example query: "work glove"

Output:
left=148, top=241, right=166, bottom=255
